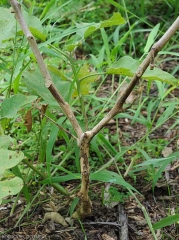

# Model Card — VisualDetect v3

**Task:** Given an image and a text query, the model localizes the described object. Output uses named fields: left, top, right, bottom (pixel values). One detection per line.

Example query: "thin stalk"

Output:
left=23, top=159, right=69, bottom=196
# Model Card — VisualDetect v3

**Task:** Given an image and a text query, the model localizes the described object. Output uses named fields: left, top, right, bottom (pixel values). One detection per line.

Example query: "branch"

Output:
left=9, top=0, right=83, bottom=139
left=88, top=16, right=179, bottom=139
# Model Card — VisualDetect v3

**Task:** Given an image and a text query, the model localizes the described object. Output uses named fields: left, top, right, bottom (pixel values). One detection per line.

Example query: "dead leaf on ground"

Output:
left=43, top=212, right=68, bottom=226
left=162, top=146, right=173, bottom=157
left=102, top=233, right=115, bottom=240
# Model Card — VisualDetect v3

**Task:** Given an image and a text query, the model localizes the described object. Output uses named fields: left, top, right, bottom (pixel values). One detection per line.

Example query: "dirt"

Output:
left=1, top=175, right=179, bottom=240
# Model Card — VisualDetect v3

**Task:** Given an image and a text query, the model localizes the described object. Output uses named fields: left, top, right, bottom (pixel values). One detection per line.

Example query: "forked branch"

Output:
left=9, top=0, right=179, bottom=220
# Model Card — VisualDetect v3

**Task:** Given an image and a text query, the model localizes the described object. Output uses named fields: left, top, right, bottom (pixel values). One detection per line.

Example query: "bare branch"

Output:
left=9, top=0, right=83, bottom=139
left=88, top=16, right=179, bottom=139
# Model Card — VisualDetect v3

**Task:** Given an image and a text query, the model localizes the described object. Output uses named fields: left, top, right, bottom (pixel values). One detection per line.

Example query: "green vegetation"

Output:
left=0, top=0, right=179, bottom=238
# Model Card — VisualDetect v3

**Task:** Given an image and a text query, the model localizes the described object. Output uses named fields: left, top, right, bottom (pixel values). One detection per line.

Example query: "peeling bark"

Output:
left=73, top=132, right=92, bottom=219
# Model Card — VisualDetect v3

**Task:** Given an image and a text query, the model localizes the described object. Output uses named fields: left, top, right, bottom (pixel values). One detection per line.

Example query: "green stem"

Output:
left=23, top=159, right=69, bottom=196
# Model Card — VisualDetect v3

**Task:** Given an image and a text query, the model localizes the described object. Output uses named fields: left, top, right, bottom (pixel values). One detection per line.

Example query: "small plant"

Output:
left=103, top=186, right=130, bottom=204
left=0, top=0, right=179, bottom=238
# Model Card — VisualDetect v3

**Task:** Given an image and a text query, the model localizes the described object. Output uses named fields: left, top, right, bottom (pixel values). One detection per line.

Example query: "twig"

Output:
left=82, top=221, right=121, bottom=227
left=118, top=204, right=129, bottom=240
left=9, top=0, right=83, bottom=140
left=87, top=16, right=179, bottom=140
left=23, top=159, right=69, bottom=196
left=43, top=113, right=78, bottom=140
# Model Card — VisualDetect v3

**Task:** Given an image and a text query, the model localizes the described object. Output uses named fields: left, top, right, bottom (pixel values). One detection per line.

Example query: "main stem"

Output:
left=73, top=133, right=92, bottom=219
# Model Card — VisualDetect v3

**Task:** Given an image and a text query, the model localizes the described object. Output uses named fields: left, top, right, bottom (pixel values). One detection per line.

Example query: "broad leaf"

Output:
left=84, top=26, right=98, bottom=38
left=100, top=12, right=125, bottom=28
left=0, top=135, right=15, bottom=149
left=23, top=69, right=55, bottom=105
left=75, top=13, right=125, bottom=39
left=0, top=7, right=46, bottom=48
left=29, top=27, right=46, bottom=42
left=75, top=22, right=99, bottom=39
left=107, top=56, right=178, bottom=85
left=0, top=149, right=24, bottom=177
left=23, top=68, right=71, bottom=104
left=0, top=7, right=16, bottom=48
left=0, top=177, right=23, bottom=199
left=73, top=63, right=98, bottom=97
left=20, top=9, right=46, bottom=41
left=0, top=94, right=37, bottom=119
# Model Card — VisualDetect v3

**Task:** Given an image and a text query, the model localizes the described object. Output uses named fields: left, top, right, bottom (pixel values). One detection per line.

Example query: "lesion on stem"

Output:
left=72, top=132, right=92, bottom=219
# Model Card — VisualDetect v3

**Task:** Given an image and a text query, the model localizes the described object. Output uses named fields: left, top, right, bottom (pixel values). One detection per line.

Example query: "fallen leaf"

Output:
left=42, top=212, right=68, bottom=226
left=102, top=233, right=115, bottom=240
left=162, top=147, right=173, bottom=157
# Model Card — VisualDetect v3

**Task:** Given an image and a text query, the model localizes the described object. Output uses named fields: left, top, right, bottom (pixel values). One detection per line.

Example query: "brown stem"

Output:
left=9, top=0, right=83, bottom=139
left=72, top=132, right=92, bottom=219
left=88, top=16, right=179, bottom=139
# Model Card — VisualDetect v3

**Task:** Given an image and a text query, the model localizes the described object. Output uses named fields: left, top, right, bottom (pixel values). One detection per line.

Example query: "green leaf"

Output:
left=96, top=133, right=117, bottom=155
left=42, top=173, right=81, bottom=184
left=132, top=155, right=176, bottom=173
left=65, top=43, right=79, bottom=52
left=0, top=7, right=46, bottom=48
left=152, top=157, right=174, bottom=192
left=0, top=149, right=24, bottom=177
left=0, top=7, right=16, bottom=48
left=107, top=56, right=139, bottom=75
left=100, top=12, right=125, bottom=28
left=29, top=27, right=46, bottom=41
left=42, top=169, right=137, bottom=194
left=75, top=22, right=99, bottom=39
left=23, top=69, right=55, bottom=104
left=0, top=135, right=15, bottom=149
left=70, top=197, right=79, bottom=217
left=84, top=26, right=98, bottom=38
left=107, top=56, right=178, bottom=85
left=90, top=170, right=138, bottom=193
left=144, top=67, right=178, bottom=84
left=75, top=13, right=125, bottom=39
left=144, top=23, right=160, bottom=53
left=156, top=103, right=176, bottom=127
left=73, top=63, right=98, bottom=97
left=0, top=177, right=23, bottom=201
left=23, top=68, right=71, bottom=104
left=48, top=65, right=68, bottom=81
left=40, top=0, right=56, bottom=20
left=153, top=214, right=179, bottom=230
left=0, top=94, right=37, bottom=119
left=22, top=9, right=46, bottom=41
